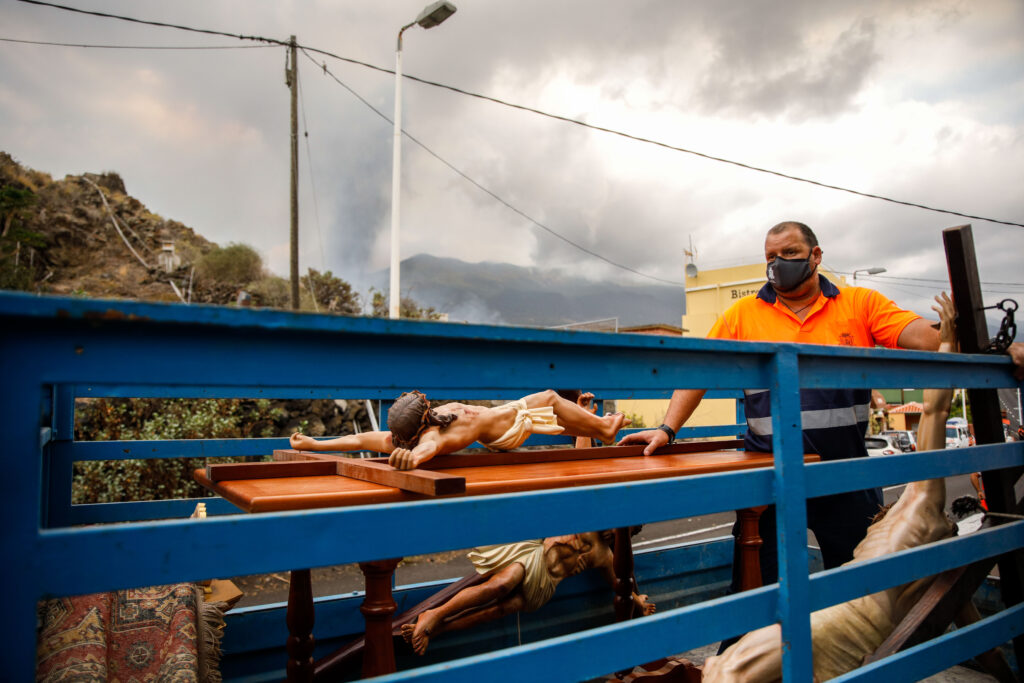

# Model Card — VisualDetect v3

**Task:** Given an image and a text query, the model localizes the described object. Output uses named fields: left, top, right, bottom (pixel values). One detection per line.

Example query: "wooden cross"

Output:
left=203, top=439, right=746, bottom=497
left=864, top=225, right=1024, bottom=671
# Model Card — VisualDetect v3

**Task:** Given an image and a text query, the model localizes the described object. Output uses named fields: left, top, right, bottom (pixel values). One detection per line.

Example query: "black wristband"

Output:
left=656, top=423, right=676, bottom=443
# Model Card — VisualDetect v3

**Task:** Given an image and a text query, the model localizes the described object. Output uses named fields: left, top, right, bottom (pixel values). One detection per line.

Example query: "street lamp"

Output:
left=389, top=1, right=457, bottom=319
left=852, top=266, right=886, bottom=284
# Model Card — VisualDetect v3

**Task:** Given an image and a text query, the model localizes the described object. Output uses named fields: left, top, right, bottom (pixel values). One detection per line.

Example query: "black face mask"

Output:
left=767, top=255, right=815, bottom=293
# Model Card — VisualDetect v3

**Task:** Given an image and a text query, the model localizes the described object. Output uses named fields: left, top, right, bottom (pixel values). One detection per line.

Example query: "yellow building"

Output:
left=616, top=262, right=848, bottom=434
left=682, top=262, right=848, bottom=337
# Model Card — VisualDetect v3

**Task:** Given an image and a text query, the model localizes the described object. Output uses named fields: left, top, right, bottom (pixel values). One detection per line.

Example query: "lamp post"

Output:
left=852, top=266, right=886, bottom=284
left=389, top=1, right=457, bottom=319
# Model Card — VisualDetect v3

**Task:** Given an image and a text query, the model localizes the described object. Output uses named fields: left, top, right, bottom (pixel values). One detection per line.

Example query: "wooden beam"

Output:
left=273, top=449, right=466, bottom=496
left=943, top=224, right=989, bottom=352
left=205, top=460, right=338, bottom=482
left=362, top=439, right=746, bottom=470
left=335, top=458, right=466, bottom=496
left=865, top=565, right=971, bottom=663
left=939, top=224, right=1024, bottom=665
left=314, top=573, right=487, bottom=681
left=866, top=227, right=1024, bottom=669
left=868, top=493, right=1024, bottom=664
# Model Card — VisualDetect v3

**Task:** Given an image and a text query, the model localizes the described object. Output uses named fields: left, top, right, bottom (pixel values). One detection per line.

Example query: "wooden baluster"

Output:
left=359, top=558, right=402, bottom=678
left=286, top=568, right=315, bottom=682
left=737, top=506, right=768, bottom=590
left=614, top=527, right=636, bottom=621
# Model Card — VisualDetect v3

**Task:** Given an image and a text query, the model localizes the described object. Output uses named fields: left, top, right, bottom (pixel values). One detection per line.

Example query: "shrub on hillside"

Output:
left=72, top=397, right=373, bottom=504
left=306, top=268, right=360, bottom=315
left=197, top=242, right=263, bottom=285
left=369, top=287, right=443, bottom=320
left=73, top=398, right=274, bottom=503
left=0, top=185, right=45, bottom=292
left=247, top=275, right=290, bottom=308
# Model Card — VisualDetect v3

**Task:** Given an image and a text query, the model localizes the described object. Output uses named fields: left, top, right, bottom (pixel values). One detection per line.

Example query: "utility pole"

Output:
left=287, top=35, right=300, bottom=310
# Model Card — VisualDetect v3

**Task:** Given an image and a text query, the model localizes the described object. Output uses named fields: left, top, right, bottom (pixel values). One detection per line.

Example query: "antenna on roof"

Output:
left=684, top=236, right=698, bottom=279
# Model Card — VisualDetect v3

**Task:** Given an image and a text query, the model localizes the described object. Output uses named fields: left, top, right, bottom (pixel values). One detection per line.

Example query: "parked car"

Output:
left=945, top=418, right=970, bottom=449
left=882, top=429, right=917, bottom=452
left=865, top=434, right=902, bottom=456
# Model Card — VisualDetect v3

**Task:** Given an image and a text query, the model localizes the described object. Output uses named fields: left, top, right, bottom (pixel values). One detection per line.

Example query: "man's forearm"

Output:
left=897, top=318, right=941, bottom=351
left=662, top=389, right=707, bottom=432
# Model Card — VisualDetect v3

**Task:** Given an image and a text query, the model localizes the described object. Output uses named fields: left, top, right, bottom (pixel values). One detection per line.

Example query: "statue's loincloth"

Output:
left=483, top=399, right=564, bottom=451
left=467, top=540, right=556, bottom=612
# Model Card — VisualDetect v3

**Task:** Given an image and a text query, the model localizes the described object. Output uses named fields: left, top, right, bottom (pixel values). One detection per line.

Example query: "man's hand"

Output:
left=1009, top=342, right=1024, bottom=382
left=290, top=433, right=315, bottom=451
left=618, top=428, right=669, bottom=456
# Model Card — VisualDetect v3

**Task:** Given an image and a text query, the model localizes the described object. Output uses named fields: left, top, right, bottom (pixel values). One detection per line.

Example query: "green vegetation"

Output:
left=72, top=398, right=282, bottom=503
left=247, top=274, right=291, bottom=308
left=0, top=185, right=45, bottom=291
left=369, top=287, right=443, bottom=320
left=197, top=242, right=264, bottom=285
left=306, top=268, right=360, bottom=315
left=624, top=412, right=647, bottom=429
left=948, top=394, right=972, bottom=423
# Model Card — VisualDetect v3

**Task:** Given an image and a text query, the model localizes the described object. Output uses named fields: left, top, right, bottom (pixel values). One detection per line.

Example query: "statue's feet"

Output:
left=601, top=412, right=631, bottom=443
left=402, top=612, right=434, bottom=655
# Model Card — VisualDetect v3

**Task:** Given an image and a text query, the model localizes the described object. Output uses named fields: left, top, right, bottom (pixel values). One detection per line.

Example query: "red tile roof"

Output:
left=889, top=402, right=924, bottom=414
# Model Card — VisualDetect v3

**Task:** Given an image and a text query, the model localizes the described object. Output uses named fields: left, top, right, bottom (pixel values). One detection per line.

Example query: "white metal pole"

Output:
left=1011, top=387, right=1019, bottom=430
left=388, top=33, right=406, bottom=319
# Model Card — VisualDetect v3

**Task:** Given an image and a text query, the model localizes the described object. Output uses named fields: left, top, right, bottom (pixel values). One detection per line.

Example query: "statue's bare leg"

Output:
left=427, top=592, right=528, bottom=641
left=401, top=562, right=525, bottom=655
left=522, top=390, right=631, bottom=443
left=703, top=624, right=784, bottom=683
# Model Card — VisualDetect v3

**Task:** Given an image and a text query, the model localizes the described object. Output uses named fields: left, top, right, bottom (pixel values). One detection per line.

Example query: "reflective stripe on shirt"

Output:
left=747, top=403, right=870, bottom=436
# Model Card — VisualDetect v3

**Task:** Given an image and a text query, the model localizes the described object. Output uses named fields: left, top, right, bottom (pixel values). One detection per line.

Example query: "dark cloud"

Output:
left=1, top=0, right=1020, bottom=317
left=696, top=17, right=879, bottom=120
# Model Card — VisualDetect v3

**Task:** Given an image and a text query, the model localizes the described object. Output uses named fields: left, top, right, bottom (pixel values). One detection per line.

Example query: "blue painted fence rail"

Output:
left=2, top=291, right=1021, bottom=681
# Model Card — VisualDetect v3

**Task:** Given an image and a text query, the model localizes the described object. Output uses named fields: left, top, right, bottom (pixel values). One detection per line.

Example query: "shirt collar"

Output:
left=757, top=273, right=839, bottom=304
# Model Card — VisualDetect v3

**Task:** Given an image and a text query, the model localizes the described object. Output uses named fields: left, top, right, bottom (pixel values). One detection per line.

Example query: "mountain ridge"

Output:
left=1, top=152, right=685, bottom=327
left=383, top=253, right=685, bottom=328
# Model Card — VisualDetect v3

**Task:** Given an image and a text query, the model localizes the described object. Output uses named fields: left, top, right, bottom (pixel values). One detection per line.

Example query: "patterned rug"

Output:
left=37, top=583, right=225, bottom=682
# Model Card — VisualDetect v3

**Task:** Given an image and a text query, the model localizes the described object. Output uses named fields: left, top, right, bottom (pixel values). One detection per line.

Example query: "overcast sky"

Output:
left=2, top=0, right=1022, bottom=325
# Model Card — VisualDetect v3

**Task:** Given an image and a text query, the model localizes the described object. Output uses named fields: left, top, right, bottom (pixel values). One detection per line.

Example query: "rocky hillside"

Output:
left=0, top=151, right=238, bottom=304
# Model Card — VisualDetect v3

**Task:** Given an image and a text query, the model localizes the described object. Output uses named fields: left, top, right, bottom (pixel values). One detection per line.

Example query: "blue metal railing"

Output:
left=2, top=290, right=1021, bottom=681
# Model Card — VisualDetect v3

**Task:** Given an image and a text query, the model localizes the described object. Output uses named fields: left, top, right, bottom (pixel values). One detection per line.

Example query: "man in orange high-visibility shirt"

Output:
left=623, top=221, right=1023, bottom=649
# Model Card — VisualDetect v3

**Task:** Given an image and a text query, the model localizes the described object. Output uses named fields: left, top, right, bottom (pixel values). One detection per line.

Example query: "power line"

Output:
left=0, top=36, right=274, bottom=50
left=835, top=274, right=1023, bottom=298
left=16, top=0, right=1024, bottom=230
left=829, top=268, right=1024, bottom=291
left=867, top=277, right=1022, bottom=296
left=297, top=42, right=1024, bottom=230
left=17, top=0, right=681, bottom=285
left=300, top=49, right=685, bottom=287
left=14, top=0, right=287, bottom=45
left=873, top=273, right=1024, bottom=288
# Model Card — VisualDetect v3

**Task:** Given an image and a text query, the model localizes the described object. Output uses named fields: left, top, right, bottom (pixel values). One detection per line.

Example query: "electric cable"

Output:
left=301, top=48, right=686, bottom=286
left=843, top=275, right=1023, bottom=298
left=829, top=269, right=1024, bottom=292
left=873, top=273, right=1023, bottom=289
left=14, top=0, right=1024, bottom=230
left=13, top=0, right=288, bottom=46
left=0, top=36, right=274, bottom=49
